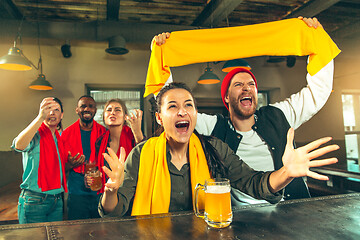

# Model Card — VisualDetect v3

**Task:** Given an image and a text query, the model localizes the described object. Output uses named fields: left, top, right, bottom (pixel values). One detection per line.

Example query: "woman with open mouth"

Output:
left=98, top=82, right=339, bottom=217
left=88, top=98, right=144, bottom=194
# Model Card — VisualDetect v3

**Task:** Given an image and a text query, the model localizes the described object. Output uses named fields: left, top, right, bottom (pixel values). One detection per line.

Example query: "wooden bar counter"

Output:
left=1, top=193, right=359, bottom=240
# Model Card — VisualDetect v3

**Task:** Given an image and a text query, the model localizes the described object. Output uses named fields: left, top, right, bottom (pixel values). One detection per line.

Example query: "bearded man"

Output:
left=196, top=50, right=333, bottom=206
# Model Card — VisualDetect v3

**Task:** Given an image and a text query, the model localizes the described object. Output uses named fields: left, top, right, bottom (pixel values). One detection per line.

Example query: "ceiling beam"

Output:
left=0, top=19, right=197, bottom=44
left=285, top=0, right=340, bottom=18
left=192, top=0, right=244, bottom=27
left=0, top=0, right=23, bottom=19
left=107, top=0, right=120, bottom=21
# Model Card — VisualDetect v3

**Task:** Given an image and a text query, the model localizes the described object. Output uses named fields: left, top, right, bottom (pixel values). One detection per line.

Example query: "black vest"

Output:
left=211, top=106, right=310, bottom=200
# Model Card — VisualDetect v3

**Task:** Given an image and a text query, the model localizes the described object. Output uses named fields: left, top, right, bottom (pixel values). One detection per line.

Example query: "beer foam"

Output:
left=206, top=185, right=230, bottom=194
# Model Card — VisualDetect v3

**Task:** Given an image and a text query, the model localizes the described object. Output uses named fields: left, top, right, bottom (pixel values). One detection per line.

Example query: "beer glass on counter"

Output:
left=193, top=178, right=232, bottom=228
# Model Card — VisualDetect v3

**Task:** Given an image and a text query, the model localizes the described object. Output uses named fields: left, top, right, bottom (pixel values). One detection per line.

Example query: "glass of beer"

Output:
left=84, top=161, right=96, bottom=174
left=85, top=166, right=102, bottom=191
left=84, top=161, right=96, bottom=188
left=193, top=178, right=232, bottom=228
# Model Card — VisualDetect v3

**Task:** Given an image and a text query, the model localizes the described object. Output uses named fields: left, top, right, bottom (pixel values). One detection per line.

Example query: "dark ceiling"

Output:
left=0, top=0, right=359, bottom=44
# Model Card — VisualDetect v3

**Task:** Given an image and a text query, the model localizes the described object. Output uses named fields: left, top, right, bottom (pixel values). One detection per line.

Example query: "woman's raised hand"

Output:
left=282, top=128, right=339, bottom=181
left=102, top=147, right=126, bottom=193
left=126, top=109, right=143, bottom=130
left=126, top=109, right=144, bottom=144
left=38, top=97, right=58, bottom=120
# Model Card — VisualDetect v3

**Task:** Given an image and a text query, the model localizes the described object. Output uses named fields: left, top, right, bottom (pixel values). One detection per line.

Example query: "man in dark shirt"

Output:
left=62, top=95, right=106, bottom=220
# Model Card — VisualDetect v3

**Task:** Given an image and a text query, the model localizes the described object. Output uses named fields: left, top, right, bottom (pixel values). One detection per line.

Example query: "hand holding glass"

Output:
left=84, top=166, right=102, bottom=191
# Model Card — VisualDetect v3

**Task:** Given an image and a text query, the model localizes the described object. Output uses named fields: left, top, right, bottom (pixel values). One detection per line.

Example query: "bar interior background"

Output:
left=0, top=0, right=359, bottom=222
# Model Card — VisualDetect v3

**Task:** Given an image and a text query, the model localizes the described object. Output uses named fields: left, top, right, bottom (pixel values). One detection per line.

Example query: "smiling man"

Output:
left=61, top=95, right=106, bottom=220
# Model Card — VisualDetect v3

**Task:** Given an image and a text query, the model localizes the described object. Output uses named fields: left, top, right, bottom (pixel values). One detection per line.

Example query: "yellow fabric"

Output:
left=131, top=132, right=211, bottom=216
left=144, top=18, right=341, bottom=97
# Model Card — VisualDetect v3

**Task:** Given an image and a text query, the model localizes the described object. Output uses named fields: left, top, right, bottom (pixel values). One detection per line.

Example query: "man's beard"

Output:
left=230, top=97, right=257, bottom=118
left=79, top=113, right=94, bottom=124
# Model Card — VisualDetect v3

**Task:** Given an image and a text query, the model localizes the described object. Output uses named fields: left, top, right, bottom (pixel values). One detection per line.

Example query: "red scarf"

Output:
left=97, top=125, right=135, bottom=193
left=61, top=119, right=106, bottom=173
left=38, top=122, right=67, bottom=192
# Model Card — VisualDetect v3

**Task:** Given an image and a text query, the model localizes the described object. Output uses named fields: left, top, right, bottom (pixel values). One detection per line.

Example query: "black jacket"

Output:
left=211, top=105, right=310, bottom=200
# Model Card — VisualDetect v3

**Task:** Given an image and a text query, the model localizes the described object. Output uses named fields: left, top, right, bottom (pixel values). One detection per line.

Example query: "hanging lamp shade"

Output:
left=197, top=65, right=220, bottom=84
left=0, top=46, right=32, bottom=71
left=222, top=58, right=251, bottom=72
left=105, top=35, right=129, bottom=55
left=29, top=74, right=53, bottom=90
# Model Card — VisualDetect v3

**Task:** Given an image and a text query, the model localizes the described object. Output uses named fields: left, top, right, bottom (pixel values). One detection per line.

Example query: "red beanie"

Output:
left=221, top=68, right=257, bottom=110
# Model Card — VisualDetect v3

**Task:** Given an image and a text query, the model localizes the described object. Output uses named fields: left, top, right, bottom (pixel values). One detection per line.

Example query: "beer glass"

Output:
left=84, top=161, right=96, bottom=174
left=84, top=166, right=102, bottom=191
left=84, top=161, right=96, bottom=188
left=193, top=178, right=232, bottom=228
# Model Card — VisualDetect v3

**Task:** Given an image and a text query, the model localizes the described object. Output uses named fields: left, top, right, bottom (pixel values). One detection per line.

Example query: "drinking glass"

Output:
left=193, top=178, right=232, bottom=228
left=84, top=166, right=102, bottom=191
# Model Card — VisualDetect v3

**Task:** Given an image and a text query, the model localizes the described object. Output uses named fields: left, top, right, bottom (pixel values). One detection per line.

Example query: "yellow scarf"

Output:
left=131, top=132, right=211, bottom=216
left=144, top=18, right=341, bottom=97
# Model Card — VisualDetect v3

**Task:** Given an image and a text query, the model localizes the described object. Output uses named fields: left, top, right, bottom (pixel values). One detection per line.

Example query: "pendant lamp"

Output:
left=197, top=63, right=220, bottom=84
left=29, top=74, right=53, bottom=90
left=222, top=59, right=251, bottom=72
left=0, top=18, right=53, bottom=90
left=29, top=64, right=53, bottom=91
left=28, top=50, right=52, bottom=91
left=0, top=36, right=33, bottom=71
left=30, top=22, right=53, bottom=90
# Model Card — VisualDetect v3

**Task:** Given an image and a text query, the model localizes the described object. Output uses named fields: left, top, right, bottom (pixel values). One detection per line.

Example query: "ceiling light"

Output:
left=29, top=73, right=53, bottom=90
left=29, top=21, right=53, bottom=90
left=0, top=38, right=33, bottom=71
left=222, top=59, right=251, bottom=72
left=198, top=63, right=220, bottom=84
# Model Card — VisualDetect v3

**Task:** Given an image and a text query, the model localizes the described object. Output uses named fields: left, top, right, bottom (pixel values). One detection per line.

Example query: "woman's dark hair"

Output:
left=155, top=82, right=227, bottom=178
left=102, top=98, right=128, bottom=126
left=196, top=131, right=228, bottom=178
left=53, top=97, right=63, bottom=131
